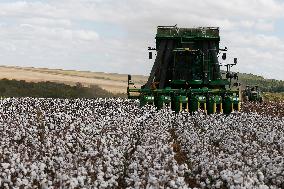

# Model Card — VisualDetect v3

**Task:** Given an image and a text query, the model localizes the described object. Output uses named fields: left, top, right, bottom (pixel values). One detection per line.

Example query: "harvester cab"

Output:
left=127, top=25, right=241, bottom=114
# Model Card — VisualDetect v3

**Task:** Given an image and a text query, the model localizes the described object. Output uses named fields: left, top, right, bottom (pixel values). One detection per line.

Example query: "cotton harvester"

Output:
left=243, top=85, right=263, bottom=102
left=127, top=25, right=241, bottom=114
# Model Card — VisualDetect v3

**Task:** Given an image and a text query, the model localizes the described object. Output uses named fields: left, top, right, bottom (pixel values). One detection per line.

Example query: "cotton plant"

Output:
left=175, top=111, right=284, bottom=188
left=0, top=97, right=283, bottom=188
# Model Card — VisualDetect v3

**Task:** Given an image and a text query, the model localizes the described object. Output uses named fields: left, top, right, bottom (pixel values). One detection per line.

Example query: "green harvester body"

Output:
left=128, top=26, right=240, bottom=114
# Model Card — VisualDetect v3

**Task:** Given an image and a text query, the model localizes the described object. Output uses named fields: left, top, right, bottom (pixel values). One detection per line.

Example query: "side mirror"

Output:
left=149, top=52, right=153, bottom=59
left=222, top=53, right=226, bottom=60
left=234, top=58, right=238, bottom=64
left=128, top=74, right=132, bottom=81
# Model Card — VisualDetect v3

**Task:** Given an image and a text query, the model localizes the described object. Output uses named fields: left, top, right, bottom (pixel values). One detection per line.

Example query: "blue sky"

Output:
left=0, top=0, right=284, bottom=80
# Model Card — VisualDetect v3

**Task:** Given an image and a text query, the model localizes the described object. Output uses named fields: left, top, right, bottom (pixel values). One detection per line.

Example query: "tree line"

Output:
left=0, top=79, right=124, bottom=98
left=238, top=73, right=284, bottom=92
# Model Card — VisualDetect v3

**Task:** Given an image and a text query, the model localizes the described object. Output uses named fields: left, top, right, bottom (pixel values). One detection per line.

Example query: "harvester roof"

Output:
left=156, top=25, right=220, bottom=39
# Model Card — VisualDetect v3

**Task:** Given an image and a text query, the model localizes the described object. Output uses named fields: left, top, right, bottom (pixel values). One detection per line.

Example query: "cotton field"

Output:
left=0, top=98, right=283, bottom=189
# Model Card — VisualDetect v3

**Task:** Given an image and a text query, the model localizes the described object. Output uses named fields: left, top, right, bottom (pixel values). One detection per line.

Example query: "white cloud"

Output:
left=239, top=20, right=275, bottom=32
left=0, top=0, right=284, bottom=79
left=20, top=17, right=72, bottom=27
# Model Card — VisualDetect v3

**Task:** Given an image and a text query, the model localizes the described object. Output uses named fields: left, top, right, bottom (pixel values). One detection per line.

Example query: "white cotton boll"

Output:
left=48, top=180, right=52, bottom=186
left=200, top=182, right=206, bottom=188
left=148, top=175, right=158, bottom=185
left=61, top=174, right=69, bottom=181
left=103, top=148, right=109, bottom=154
left=233, top=174, right=243, bottom=184
left=208, top=170, right=214, bottom=176
left=134, top=181, right=142, bottom=188
left=172, top=164, right=179, bottom=173
left=257, top=171, right=265, bottom=182
left=4, top=169, right=10, bottom=175
left=247, top=158, right=253, bottom=166
left=15, top=178, right=22, bottom=187
left=57, top=157, right=64, bottom=162
left=201, top=170, right=207, bottom=178
left=77, top=176, right=85, bottom=186
left=21, top=178, right=29, bottom=186
left=107, top=177, right=118, bottom=187
left=70, top=178, right=79, bottom=188
left=41, top=182, right=48, bottom=189
left=39, top=163, right=46, bottom=171
left=205, top=178, right=211, bottom=185
left=137, top=146, right=145, bottom=154
left=31, top=171, right=37, bottom=178
left=30, top=163, right=38, bottom=171
left=258, top=184, right=269, bottom=189
left=185, top=169, right=191, bottom=175
left=169, top=180, right=177, bottom=188
left=13, top=134, right=21, bottom=141
left=67, top=142, right=73, bottom=147
left=3, top=183, right=9, bottom=188
left=215, top=180, right=223, bottom=188
left=58, top=149, right=64, bottom=155
left=100, top=181, right=108, bottom=188
left=49, top=123, right=55, bottom=129
left=175, top=177, right=185, bottom=186
left=1, top=163, right=10, bottom=169
left=97, top=172, right=105, bottom=181
left=15, top=158, right=20, bottom=164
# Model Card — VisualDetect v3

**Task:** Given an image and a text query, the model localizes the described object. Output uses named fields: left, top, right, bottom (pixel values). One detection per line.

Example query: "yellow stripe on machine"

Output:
left=213, top=103, right=217, bottom=113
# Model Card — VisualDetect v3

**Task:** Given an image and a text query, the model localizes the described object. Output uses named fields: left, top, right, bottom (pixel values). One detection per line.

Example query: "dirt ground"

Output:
left=0, top=66, right=147, bottom=94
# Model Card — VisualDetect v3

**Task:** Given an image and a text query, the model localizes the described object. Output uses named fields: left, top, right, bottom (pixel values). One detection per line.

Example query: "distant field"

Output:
left=263, top=92, right=284, bottom=101
left=0, top=66, right=148, bottom=94
left=1, top=65, right=283, bottom=96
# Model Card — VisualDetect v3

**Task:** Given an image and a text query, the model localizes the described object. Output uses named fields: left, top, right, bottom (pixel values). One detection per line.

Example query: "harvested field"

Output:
left=0, top=66, right=147, bottom=94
